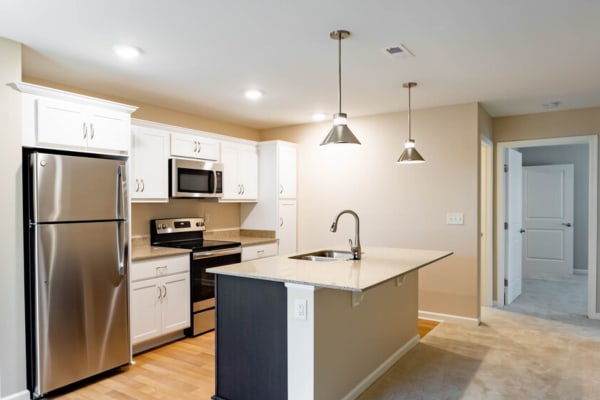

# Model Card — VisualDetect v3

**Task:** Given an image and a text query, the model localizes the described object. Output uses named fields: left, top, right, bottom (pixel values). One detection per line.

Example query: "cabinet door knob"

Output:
left=279, top=184, right=283, bottom=194
left=280, top=217, right=283, bottom=227
left=90, top=123, right=95, bottom=140
left=562, top=222, right=572, bottom=227
left=83, top=122, right=87, bottom=139
left=241, top=184, right=245, bottom=195
left=194, top=140, right=198, bottom=152
left=140, top=179, right=145, bottom=192
left=135, top=179, right=140, bottom=192
left=197, top=143, right=201, bottom=153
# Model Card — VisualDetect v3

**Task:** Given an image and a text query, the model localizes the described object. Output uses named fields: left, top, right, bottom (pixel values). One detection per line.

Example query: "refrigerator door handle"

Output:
left=116, top=164, right=128, bottom=220
left=116, top=221, right=127, bottom=277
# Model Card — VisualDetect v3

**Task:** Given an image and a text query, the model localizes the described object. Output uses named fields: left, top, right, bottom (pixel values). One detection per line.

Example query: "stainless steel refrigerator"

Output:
left=24, top=150, right=130, bottom=398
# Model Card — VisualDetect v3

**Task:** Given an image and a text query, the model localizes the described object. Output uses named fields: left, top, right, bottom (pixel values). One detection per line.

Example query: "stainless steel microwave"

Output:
left=169, top=158, right=223, bottom=198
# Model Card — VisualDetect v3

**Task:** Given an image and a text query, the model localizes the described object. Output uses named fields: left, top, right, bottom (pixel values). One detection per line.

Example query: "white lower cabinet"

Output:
left=278, top=201, right=297, bottom=256
left=130, top=254, right=190, bottom=346
left=241, top=242, right=278, bottom=262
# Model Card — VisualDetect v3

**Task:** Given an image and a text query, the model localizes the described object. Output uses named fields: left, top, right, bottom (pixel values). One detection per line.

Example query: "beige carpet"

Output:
left=358, top=307, right=600, bottom=400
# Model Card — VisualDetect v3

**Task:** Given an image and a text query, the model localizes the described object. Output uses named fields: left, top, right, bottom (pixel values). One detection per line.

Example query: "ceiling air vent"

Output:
left=383, top=44, right=414, bottom=58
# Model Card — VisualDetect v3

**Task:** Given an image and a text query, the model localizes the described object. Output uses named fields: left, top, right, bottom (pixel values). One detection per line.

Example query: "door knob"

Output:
left=519, top=229, right=525, bottom=234
left=562, top=222, right=572, bottom=227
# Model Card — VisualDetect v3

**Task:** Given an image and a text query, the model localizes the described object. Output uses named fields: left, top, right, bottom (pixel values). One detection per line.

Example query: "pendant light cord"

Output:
left=407, top=84, right=412, bottom=141
left=338, top=33, right=342, bottom=114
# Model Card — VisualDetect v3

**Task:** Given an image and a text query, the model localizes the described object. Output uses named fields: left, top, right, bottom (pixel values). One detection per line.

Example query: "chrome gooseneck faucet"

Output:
left=330, top=209, right=361, bottom=260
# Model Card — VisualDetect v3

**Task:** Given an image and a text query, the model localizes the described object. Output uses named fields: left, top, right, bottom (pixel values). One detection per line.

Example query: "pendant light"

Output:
left=397, top=82, right=425, bottom=163
left=320, top=30, right=361, bottom=145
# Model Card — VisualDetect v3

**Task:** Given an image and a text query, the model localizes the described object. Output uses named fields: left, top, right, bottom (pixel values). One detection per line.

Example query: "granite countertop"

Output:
left=131, top=236, right=191, bottom=261
left=207, top=247, right=453, bottom=292
left=204, top=229, right=277, bottom=246
left=131, top=229, right=276, bottom=261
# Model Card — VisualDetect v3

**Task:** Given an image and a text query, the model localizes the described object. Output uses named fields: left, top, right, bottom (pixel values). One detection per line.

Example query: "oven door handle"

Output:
left=193, top=246, right=242, bottom=260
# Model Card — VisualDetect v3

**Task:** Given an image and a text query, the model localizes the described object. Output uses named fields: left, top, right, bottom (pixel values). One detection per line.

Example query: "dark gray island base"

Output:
left=212, top=275, right=288, bottom=400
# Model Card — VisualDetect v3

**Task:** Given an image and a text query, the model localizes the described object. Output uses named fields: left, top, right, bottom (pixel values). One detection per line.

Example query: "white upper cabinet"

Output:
left=240, top=141, right=297, bottom=254
left=170, top=132, right=219, bottom=161
left=131, top=125, right=170, bottom=202
left=278, top=142, right=297, bottom=199
left=13, top=82, right=136, bottom=154
left=220, top=142, right=258, bottom=202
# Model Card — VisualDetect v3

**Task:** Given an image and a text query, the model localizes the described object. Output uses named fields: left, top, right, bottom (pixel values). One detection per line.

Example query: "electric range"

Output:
left=150, top=217, right=241, bottom=336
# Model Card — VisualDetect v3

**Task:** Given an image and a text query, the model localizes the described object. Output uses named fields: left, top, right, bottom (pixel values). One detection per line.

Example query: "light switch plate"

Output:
left=446, top=212, right=464, bottom=225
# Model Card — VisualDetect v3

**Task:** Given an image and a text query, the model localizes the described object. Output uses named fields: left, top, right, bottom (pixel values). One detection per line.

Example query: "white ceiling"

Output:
left=2, top=0, right=600, bottom=129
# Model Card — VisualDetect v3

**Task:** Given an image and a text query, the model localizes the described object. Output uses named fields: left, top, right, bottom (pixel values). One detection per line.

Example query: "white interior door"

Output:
left=505, top=149, right=523, bottom=305
left=522, top=164, right=574, bottom=278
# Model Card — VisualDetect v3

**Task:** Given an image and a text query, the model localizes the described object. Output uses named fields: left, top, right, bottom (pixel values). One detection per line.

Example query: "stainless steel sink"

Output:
left=289, top=250, right=354, bottom=262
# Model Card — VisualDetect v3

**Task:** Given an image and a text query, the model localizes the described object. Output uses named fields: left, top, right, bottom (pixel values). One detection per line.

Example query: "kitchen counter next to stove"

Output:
left=207, top=247, right=452, bottom=292
left=131, top=237, right=191, bottom=261
left=204, top=229, right=277, bottom=247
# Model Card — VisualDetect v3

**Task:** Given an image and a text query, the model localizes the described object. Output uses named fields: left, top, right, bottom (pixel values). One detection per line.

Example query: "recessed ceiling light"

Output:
left=312, top=113, right=326, bottom=121
left=244, top=89, right=263, bottom=100
left=113, top=44, right=142, bottom=60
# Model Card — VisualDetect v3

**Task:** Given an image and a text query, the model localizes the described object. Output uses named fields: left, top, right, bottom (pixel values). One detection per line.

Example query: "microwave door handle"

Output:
left=213, top=170, right=217, bottom=195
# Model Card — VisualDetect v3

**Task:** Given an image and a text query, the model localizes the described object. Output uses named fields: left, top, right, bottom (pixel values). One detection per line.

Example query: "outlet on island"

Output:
left=294, top=299, right=307, bottom=320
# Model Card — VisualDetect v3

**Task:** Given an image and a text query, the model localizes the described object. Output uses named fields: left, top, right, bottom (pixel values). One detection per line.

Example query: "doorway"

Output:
left=495, top=135, right=598, bottom=319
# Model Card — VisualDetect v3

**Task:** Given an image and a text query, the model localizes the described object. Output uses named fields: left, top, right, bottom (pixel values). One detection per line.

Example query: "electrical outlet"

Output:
left=294, top=299, right=307, bottom=320
left=446, top=212, right=464, bottom=225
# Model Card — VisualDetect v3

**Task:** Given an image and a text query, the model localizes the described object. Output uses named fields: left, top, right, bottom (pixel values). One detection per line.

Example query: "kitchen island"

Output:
left=208, top=247, right=452, bottom=400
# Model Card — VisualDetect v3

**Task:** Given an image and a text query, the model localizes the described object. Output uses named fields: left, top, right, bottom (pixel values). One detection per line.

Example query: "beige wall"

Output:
left=493, top=108, right=600, bottom=314
left=494, top=107, right=600, bottom=142
left=0, top=38, right=26, bottom=398
left=132, top=200, right=240, bottom=236
left=261, top=103, right=481, bottom=318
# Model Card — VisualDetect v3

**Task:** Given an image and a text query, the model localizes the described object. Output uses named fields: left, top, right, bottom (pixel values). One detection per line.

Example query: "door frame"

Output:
left=495, top=135, right=598, bottom=319
left=480, top=137, right=494, bottom=306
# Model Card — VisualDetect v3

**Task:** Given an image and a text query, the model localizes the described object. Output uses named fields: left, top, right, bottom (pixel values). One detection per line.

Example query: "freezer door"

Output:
left=31, top=152, right=127, bottom=222
left=33, top=221, right=129, bottom=395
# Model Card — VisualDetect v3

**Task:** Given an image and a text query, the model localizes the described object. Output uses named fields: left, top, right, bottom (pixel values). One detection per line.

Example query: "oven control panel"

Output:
left=153, top=217, right=206, bottom=234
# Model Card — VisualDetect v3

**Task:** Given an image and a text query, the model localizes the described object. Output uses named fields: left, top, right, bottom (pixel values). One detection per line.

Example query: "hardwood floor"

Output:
left=50, top=319, right=440, bottom=399
left=418, top=318, right=440, bottom=338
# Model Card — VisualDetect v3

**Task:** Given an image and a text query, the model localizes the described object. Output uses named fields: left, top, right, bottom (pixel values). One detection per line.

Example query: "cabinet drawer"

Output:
left=131, top=254, right=189, bottom=282
left=241, top=242, right=278, bottom=262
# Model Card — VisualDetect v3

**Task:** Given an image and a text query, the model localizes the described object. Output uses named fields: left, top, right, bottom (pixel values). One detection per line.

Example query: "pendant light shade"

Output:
left=397, top=82, right=425, bottom=163
left=321, top=30, right=361, bottom=145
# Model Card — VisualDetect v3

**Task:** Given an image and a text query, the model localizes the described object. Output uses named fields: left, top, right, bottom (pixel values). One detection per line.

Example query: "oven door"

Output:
left=169, top=158, right=223, bottom=198
left=189, top=247, right=241, bottom=336
left=191, top=247, right=242, bottom=304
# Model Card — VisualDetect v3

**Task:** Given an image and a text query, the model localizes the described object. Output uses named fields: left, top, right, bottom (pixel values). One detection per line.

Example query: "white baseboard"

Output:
left=341, top=334, right=420, bottom=400
left=418, top=310, right=480, bottom=326
left=574, top=268, right=589, bottom=275
left=2, top=390, right=30, bottom=400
